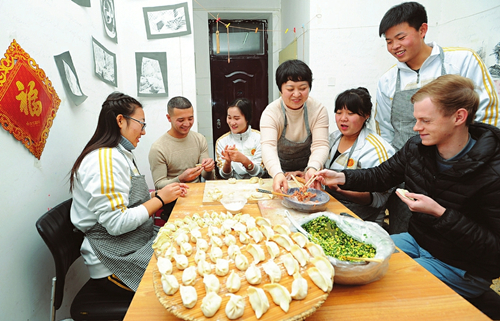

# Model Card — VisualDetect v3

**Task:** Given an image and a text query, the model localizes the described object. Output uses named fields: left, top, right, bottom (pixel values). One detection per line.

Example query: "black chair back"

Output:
left=35, top=198, right=83, bottom=310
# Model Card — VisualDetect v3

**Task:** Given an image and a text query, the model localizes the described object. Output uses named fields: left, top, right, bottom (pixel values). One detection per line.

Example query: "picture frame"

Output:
left=92, top=37, right=117, bottom=87
left=54, top=51, right=88, bottom=106
left=142, top=3, right=191, bottom=40
left=101, top=0, right=117, bottom=43
left=135, top=52, right=168, bottom=97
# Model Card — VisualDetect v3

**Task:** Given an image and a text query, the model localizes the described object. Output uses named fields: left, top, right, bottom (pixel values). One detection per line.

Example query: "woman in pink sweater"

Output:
left=260, top=60, right=329, bottom=192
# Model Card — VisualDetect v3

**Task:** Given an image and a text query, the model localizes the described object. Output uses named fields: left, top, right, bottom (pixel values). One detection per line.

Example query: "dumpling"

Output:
left=194, top=249, right=206, bottom=264
left=197, top=259, right=212, bottom=276
left=175, top=233, right=189, bottom=246
left=215, top=258, right=229, bottom=276
left=209, top=246, right=223, bottom=263
left=249, top=176, right=259, bottom=184
left=174, top=254, right=189, bottom=270
left=226, top=270, right=241, bottom=293
left=265, top=241, right=280, bottom=260
left=180, top=242, right=193, bottom=256
left=263, top=283, right=292, bottom=312
left=163, top=245, right=177, bottom=261
left=245, top=217, right=257, bottom=229
left=157, top=256, right=173, bottom=275
left=247, top=286, right=270, bottom=319
left=196, top=238, right=209, bottom=252
left=248, top=227, right=264, bottom=243
left=291, top=232, right=308, bottom=248
left=307, top=267, right=333, bottom=292
left=161, top=274, right=179, bottom=295
left=227, top=244, right=241, bottom=260
left=306, top=241, right=326, bottom=257
left=311, top=255, right=335, bottom=281
left=271, top=234, right=294, bottom=251
left=228, top=177, right=237, bottom=184
left=225, top=294, right=245, bottom=320
left=262, top=259, right=281, bottom=283
left=246, top=244, right=265, bottom=264
left=223, top=234, right=236, bottom=246
left=290, top=244, right=310, bottom=267
left=201, top=292, right=222, bottom=318
left=233, top=222, right=247, bottom=233
left=203, top=274, right=220, bottom=293
left=179, top=285, right=198, bottom=308
left=291, top=272, right=308, bottom=300
left=255, top=217, right=271, bottom=228
left=211, top=235, right=224, bottom=248
left=190, top=228, right=202, bottom=243
left=182, top=266, right=197, bottom=286
left=259, top=225, right=275, bottom=240
left=234, top=252, right=249, bottom=271
left=273, top=224, right=291, bottom=236
left=281, top=253, right=299, bottom=276
left=208, top=225, right=221, bottom=237
left=221, top=224, right=232, bottom=236
left=245, top=263, right=262, bottom=285
left=238, top=231, right=251, bottom=244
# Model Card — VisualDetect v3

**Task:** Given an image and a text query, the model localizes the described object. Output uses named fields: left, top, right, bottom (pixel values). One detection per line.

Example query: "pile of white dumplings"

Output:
left=152, top=211, right=335, bottom=320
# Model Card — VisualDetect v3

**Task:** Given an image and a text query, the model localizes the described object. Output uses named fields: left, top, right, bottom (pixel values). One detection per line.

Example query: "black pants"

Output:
left=160, top=199, right=178, bottom=221
left=91, top=274, right=135, bottom=298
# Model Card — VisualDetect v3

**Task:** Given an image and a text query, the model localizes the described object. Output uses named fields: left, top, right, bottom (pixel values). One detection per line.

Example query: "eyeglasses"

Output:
left=123, top=115, right=146, bottom=131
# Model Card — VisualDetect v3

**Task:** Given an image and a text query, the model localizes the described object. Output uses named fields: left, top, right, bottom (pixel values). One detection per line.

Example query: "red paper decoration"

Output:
left=0, top=39, right=61, bottom=159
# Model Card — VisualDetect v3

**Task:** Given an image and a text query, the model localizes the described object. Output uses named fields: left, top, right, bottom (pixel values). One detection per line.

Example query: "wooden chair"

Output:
left=36, top=199, right=132, bottom=321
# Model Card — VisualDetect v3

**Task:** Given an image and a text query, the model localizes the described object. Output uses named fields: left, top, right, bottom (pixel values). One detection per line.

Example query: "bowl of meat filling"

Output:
left=283, top=187, right=330, bottom=213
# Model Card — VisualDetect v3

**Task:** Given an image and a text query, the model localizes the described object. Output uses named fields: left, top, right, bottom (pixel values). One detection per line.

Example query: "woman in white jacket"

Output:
left=326, top=88, right=395, bottom=224
left=216, top=98, right=265, bottom=179
left=69, top=92, right=187, bottom=298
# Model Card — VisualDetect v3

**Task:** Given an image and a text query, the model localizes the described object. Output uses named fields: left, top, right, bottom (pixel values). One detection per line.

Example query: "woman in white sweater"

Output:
left=216, top=98, right=265, bottom=179
left=70, top=92, right=187, bottom=297
left=325, top=88, right=395, bottom=224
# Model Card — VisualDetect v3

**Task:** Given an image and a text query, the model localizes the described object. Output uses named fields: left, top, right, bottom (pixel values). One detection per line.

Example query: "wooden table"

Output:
left=124, top=183, right=488, bottom=321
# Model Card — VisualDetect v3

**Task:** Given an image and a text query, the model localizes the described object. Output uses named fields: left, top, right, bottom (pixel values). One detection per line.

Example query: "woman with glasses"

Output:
left=69, top=92, right=187, bottom=299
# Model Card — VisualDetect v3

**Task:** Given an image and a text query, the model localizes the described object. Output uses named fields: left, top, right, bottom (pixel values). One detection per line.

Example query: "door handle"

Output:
left=216, top=119, right=221, bottom=129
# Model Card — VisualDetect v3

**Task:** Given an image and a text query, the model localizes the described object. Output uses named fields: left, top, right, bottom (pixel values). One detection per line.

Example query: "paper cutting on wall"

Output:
left=143, top=3, right=191, bottom=39
left=54, top=51, right=87, bottom=106
left=101, top=0, right=117, bottom=43
left=71, top=0, right=91, bottom=7
left=135, top=52, right=168, bottom=97
left=0, top=39, right=61, bottom=159
left=92, top=37, right=117, bottom=86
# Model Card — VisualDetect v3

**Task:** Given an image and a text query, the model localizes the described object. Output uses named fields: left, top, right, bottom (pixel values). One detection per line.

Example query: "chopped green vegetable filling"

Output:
left=302, top=216, right=376, bottom=260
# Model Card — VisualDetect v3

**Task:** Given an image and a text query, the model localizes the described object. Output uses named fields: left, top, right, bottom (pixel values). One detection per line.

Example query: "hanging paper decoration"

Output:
left=0, top=40, right=61, bottom=159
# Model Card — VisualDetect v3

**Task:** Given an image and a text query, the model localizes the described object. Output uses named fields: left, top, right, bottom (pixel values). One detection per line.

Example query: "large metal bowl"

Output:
left=282, top=187, right=330, bottom=213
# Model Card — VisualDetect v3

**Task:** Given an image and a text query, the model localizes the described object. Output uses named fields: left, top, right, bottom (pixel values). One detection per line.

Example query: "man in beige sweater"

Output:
left=149, top=96, right=215, bottom=192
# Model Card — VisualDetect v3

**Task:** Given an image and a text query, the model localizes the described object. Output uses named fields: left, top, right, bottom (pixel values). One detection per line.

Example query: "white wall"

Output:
left=1, top=0, right=499, bottom=320
left=0, top=0, right=195, bottom=319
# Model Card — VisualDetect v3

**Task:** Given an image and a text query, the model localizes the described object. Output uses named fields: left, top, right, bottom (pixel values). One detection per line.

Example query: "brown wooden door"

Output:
left=209, top=19, right=268, bottom=152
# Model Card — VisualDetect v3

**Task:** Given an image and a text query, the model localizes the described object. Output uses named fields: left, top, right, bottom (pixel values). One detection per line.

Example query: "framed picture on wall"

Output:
left=135, top=52, right=168, bottom=97
left=101, top=0, right=117, bottom=43
left=92, top=37, right=117, bottom=87
left=72, top=0, right=90, bottom=7
left=54, top=51, right=88, bottom=106
left=142, top=3, right=191, bottom=39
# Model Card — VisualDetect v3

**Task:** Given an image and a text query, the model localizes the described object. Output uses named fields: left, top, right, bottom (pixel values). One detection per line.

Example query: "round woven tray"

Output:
left=152, top=218, right=331, bottom=321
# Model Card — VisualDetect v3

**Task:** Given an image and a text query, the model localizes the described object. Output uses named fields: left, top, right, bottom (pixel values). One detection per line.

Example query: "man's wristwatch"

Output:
left=247, top=162, right=254, bottom=170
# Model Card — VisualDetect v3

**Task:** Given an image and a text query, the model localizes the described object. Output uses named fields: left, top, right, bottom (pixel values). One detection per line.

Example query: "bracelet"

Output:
left=155, top=192, right=165, bottom=207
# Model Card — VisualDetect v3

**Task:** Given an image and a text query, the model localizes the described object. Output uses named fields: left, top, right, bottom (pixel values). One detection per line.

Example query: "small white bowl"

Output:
left=220, top=195, right=247, bottom=213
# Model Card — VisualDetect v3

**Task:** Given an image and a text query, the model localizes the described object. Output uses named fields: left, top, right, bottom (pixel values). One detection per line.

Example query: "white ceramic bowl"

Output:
left=220, top=195, right=247, bottom=213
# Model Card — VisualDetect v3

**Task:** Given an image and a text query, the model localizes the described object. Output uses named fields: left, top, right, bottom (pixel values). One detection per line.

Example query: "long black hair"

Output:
left=69, top=92, right=142, bottom=191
